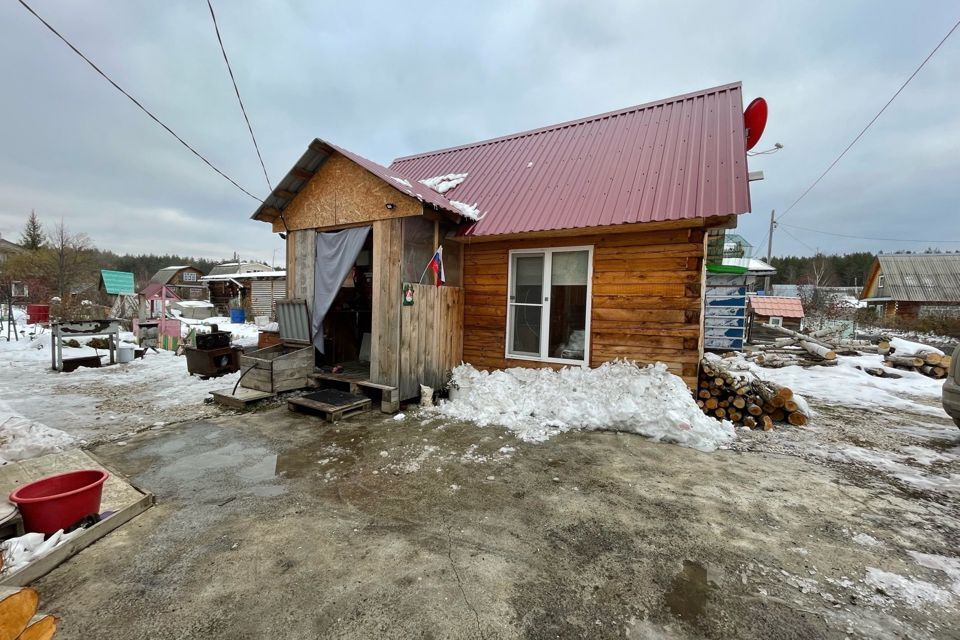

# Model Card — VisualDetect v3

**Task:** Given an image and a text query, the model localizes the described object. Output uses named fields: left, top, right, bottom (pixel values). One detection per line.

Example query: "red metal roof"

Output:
left=390, top=82, right=751, bottom=237
left=748, top=296, right=805, bottom=319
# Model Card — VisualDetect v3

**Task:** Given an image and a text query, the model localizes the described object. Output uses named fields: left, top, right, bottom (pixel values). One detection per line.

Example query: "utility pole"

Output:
left=764, top=209, right=776, bottom=294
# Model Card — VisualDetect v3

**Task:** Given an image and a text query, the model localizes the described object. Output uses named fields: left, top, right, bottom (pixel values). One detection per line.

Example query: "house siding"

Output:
left=461, top=226, right=706, bottom=387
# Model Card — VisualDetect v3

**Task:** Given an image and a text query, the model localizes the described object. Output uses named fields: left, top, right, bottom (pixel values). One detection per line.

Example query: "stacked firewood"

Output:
left=698, top=357, right=809, bottom=430
left=0, top=586, right=57, bottom=639
left=884, top=348, right=953, bottom=379
left=747, top=324, right=890, bottom=368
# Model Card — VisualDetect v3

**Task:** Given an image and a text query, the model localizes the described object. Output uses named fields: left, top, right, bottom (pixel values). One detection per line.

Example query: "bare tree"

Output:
left=43, top=220, right=96, bottom=301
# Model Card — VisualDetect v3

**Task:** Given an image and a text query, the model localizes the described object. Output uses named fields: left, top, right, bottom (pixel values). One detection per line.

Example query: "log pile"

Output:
left=698, top=357, right=810, bottom=430
left=747, top=323, right=891, bottom=368
left=0, top=586, right=57, bottom=639
left=884, top=348, right=953, bottom=379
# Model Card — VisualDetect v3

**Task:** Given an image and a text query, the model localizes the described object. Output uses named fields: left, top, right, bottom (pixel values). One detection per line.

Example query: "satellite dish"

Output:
left=744, top=97, right=768, bottom=151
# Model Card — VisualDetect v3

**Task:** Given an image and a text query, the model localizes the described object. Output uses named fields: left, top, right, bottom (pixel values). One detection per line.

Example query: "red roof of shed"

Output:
left=749, top=296, right=805, bottom=319
left=390, top=82, right=751, bottom=237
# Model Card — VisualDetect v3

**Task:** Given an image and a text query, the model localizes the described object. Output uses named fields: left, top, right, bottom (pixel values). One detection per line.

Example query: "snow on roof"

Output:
left=449, top=200, right=484, bottom=221
left=201, top=270, right=287, bottom=281
left=722, top=257, right=777, bottom=275
left=748, top=295, right=804, bottom=318
left=419, top=173, right=467, bottom=194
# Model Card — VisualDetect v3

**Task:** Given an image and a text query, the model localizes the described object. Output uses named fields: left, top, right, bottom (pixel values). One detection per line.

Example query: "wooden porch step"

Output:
left=288, top=389, right=372, bottom=422
left=307, top=373, right=400, bottom=414
left=210, top=386, right=276, bottom=409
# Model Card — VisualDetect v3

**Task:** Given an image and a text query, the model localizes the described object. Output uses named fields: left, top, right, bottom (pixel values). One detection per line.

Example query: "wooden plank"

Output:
left=371, top=218, right=402, bottom=388
left=210, top=387, right=275, bottom=408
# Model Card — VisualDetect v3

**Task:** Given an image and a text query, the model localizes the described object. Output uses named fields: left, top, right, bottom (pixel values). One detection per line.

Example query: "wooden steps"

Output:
left=308, top=372, right=399, bottom=413
left=288, top=389, right=372, bottom=422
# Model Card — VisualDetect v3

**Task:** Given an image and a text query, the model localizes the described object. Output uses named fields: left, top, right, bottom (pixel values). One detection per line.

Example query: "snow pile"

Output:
left=436, top=361, right=736, bottom=452
left=419, top=173, right=467, bottom=194
left=0, top=400, right=75, bottom=464
left=890, top=337, right=944, bottom=356
left=390, top=176, right=412, bottom=188
left=449, top=200, right=484, bottom=221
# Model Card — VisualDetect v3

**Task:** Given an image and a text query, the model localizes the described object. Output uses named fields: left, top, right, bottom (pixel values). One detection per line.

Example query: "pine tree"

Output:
left=19, top=210, right=44, bottom=250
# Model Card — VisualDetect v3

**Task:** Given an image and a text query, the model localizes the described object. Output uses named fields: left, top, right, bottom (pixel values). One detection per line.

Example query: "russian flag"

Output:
left=428, top=246, right=445, bottom=287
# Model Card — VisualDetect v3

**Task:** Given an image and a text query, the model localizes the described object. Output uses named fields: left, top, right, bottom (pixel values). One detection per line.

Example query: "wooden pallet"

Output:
left=210, top=386, right=276, bottom=409
left=288, top=389, right=372, bottom=422
left=308, top=372, right=400, bottom=413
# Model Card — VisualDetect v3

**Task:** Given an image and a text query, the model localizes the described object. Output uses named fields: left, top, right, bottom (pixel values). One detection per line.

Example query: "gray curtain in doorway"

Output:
left=313, top=226, right=371, bottom=352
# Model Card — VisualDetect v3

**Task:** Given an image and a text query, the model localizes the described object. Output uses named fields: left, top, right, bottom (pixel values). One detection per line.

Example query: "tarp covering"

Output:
left=313, top=226, right=370, bottom=352
left=100, top=270, right=136, bottom=295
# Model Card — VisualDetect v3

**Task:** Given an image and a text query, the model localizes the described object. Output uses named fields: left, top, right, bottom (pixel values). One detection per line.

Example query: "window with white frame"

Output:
left=182, top=271, right=198, bottom=283
left=768, top=316, right=783, bottom=327
left=506, top=247, right=592, bottom=364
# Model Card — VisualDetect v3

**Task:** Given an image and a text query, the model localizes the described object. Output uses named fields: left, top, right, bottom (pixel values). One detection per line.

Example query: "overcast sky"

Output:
left=1, top=1, right=958, bottom=264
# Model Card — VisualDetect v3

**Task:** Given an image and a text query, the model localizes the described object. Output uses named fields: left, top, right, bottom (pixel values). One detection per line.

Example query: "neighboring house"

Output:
left=149, top=265, right=207, bottom=301
left=202, top=263, right=287, bottom=319
left=250, top=82, right=754, bottom=398
left=0, top=232, right=22, bottom=265
left=747, top=295, right=804, bottom=342
left=860, top=254, right=960, bottom=319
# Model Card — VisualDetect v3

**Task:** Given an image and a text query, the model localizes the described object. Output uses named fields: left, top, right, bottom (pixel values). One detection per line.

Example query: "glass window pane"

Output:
left=440, top=227, right=462, bottom=287
left=512, top=254, right=543, bottom=303
left=510, top=305, right=542, bottom=356
left=550, top=250, right=588, bottom=286
left=548, top=250, right=589, bottom=360
left=402, top=217, right=436, bottom=283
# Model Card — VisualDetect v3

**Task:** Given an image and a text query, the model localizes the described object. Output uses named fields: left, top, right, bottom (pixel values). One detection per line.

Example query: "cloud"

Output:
left=0, top=0, right=957, bottom=260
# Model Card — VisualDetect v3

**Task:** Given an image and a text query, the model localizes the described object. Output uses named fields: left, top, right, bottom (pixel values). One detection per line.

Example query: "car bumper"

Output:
left=943, top=378, right=960, bottom=420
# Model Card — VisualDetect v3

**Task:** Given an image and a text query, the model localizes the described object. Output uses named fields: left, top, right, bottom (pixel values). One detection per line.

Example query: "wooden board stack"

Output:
left=698, top=358, right=809, bottom=430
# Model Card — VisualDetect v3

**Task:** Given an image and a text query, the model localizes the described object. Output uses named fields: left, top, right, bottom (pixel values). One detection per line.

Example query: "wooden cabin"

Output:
left=251, top=83, right=755, bottom=399
left=860, top=254, right=960, bottom=319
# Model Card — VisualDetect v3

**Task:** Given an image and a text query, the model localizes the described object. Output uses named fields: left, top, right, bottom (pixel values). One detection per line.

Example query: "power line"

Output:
left=778, top=226, right=818, bottom=253
left=777, top=17, right=960, bottom=222
left=17, top=0, right=262, bottom=202
left=781, top=222, right=960, bottom=244
left=206, top=0, right=272, bottom=191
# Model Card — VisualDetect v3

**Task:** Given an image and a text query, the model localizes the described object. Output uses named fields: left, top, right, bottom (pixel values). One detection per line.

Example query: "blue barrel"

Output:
left=229, top=308, right=246, bottom=324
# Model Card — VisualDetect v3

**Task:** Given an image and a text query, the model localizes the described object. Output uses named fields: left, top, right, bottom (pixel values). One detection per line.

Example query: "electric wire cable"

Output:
left=17, top=0, right=262, bottom=202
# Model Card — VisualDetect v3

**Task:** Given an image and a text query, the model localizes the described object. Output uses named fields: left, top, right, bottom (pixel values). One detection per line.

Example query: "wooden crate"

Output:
left=239, top=342, right=313, bottom=393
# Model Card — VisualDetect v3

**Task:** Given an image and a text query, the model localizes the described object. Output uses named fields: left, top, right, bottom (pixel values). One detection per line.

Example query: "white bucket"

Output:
left=117, top=346, right=135, bottom=363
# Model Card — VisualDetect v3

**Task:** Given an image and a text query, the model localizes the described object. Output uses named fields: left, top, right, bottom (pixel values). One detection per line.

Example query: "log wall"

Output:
left=461, top=226, right=707, bottom=387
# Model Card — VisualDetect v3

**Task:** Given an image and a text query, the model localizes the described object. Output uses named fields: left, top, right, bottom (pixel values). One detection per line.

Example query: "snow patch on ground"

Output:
left=436, top=361, right=736, bottom=452
left=853, top=532, right=883, bottom=547
left=908, top=551, right=960, bottom=596
left=864, top=568, right=954, bottom=608
left=419, top=173, right=467, bottom=194
left=0, top=399, right=75, bottom=464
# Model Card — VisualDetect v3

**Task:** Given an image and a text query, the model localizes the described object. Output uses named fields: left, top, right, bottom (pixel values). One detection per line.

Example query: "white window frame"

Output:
left=768, top=316, right=783, bottom=327
left=505, top=246, right=594, bottom=366
left=182, top=271, right=198, bottom=283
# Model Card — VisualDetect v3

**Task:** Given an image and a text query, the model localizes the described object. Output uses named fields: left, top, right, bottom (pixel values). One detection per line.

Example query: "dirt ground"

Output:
left=28, top=393, right=960, bottom=639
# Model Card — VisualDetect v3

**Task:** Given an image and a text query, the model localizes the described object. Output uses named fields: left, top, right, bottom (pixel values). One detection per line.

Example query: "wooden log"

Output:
left=698, top=389, right=711, bottom=399
left=799, top=339, right=836, bottom=360
left=915, top=350, right=943, bottom=366
left=886, top=355, right=924, bottom=368
left=714, top=407, right=726, bottom=419
left=761, top=415, right=773, bottom=431
left=942, top=355, right=952, bottom=368
left=771, top=408, right=786, bottom=422
left=743, top=415, right=757, bottom=429
left=809, top=325, right=843, bottom=338
left=732, top=396, right=746, bottom=409
left=783, top=399, right=799, bottom=413
left=760, top=323, right=835, bottom=348
left=0, top=586, right=39, bottom=640
left=776, top=386, right=794, bottom=400
left=747, top=404, right=763, bottom=416
left=705, top=398, right=719, bottom=410
left=15, top=614, right=57, bottom=640
left=787, top=411, right=808, bottom=427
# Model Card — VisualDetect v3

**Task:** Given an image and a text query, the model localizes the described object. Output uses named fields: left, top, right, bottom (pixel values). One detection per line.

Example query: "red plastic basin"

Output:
left=9, top=469, right=109, bottom=535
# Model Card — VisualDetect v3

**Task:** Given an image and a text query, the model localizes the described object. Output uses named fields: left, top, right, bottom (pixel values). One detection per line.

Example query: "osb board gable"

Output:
left=461, top=226, right=706, bottom=388
left=276, top=153, right=423, bottom=232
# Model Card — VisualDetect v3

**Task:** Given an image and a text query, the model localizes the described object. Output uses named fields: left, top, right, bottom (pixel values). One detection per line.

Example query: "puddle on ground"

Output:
left=664, top=560, right=709, bottom=625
